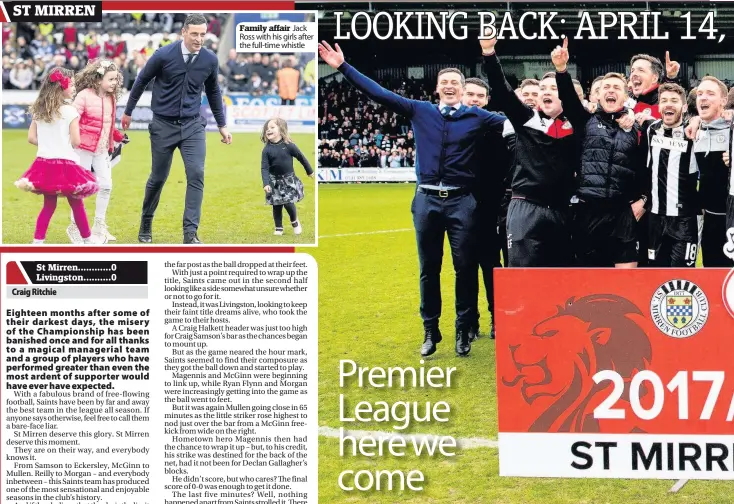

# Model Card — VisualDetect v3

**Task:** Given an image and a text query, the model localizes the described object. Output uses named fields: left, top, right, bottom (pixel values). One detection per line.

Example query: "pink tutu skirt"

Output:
left=15, top=157, right=99, bottom=198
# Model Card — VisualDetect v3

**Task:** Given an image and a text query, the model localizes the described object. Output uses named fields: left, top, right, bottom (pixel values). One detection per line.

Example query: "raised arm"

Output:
left=479, top=33, right=533, bottom=125
left=318, top=40, right=417, bottom=118
left=664, top=50, right=680, bottom=83
left=552, top=38, right=590, bottom=128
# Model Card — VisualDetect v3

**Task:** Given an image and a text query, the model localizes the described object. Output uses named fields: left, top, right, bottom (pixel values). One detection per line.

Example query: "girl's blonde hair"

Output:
left=260, top=117, right=293, bottom=144
left=74, top=59, right=123, bottom=100
left=29, top=67, right=74, bottom=123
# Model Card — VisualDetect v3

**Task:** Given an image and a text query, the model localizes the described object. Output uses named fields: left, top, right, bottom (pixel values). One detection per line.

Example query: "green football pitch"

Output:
left=2, top=130, right=316, bottom=244
left=310, top=183, right=728, bottom=503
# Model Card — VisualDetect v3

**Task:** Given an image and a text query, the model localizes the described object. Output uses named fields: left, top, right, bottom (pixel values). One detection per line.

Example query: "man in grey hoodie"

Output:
left=693, top=77, right=732, bottom=266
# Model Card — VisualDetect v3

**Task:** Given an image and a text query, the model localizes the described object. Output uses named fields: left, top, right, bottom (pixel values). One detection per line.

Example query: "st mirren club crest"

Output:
left=650, top=279, right=709, bottom=338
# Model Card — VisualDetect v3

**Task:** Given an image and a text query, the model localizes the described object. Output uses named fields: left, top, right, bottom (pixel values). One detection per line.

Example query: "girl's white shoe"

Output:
left=66, top=223, right=83, bottom=244
left=83, top=231, right=108, bottom=244
left=292, top=220, right=302, bottom=235
left=274, top=228, right=284, bottom=236
left=93, top=218, right=116, bottom=241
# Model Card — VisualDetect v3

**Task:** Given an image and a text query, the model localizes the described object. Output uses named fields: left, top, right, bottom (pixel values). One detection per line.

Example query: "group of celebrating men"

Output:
left=318, top=33, right=734, bottom=358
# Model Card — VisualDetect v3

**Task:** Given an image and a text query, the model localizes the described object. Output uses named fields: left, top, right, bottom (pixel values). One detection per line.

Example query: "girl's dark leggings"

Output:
left=273, top=203, right=297, bottom=228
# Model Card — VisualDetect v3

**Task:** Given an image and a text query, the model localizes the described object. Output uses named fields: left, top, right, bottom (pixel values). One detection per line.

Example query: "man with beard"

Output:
left=693, top=77, right=731, bottom=266
left=319, top=41, right=506, bottom=358
left=462, top=77, right=514, bottom=340
left=553, top=38, right=643, bottom=267
left=641, top=83, right=700, bottom=267
left=480, top=34, right=578, bottom=267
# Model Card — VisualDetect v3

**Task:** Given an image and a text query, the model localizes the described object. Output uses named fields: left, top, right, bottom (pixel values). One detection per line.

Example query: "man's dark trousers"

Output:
left=412, top=188, right=478, bottom=332
left=142, top=115, right=207, bottom=233
left=475, top=195, right=499, bottom=320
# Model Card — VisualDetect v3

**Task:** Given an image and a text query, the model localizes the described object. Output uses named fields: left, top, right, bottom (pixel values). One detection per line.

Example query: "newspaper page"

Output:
left=1, top=253, right=318, bottom=503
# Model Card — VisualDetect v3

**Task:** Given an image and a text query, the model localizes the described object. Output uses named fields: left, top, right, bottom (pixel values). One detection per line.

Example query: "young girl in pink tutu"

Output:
left=15, top=68, right=105, bottom=244
left=66, top=58, right=127, bottom=243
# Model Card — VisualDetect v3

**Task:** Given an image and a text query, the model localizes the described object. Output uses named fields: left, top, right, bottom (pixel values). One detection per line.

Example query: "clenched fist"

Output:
left=479, top=27, right=497, bottom=55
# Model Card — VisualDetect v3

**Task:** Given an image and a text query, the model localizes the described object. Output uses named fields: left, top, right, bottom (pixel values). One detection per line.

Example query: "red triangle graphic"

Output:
left=6, top=261, right=27, bottom=284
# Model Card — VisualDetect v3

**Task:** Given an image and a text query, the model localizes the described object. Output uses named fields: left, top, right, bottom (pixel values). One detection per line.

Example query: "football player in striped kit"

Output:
left=640, top=83, right=700, bottom=267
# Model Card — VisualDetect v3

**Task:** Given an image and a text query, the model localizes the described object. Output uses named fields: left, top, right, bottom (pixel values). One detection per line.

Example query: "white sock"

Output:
left=33, top=239, right=44, bottom=244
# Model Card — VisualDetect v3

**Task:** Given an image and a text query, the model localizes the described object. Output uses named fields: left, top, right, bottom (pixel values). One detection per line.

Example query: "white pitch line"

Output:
left=318, top=426, right=499, bottom=449
left=318, top=228, right=413, bottom=239
left=669, top=479, right=688, bottom=493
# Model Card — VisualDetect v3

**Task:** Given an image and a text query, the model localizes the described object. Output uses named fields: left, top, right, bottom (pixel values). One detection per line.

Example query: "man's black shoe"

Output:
left=469, top=324, right=479, bottom=342
left=456, top=329, right=471, bottom=357
left=420, top=328, right=442, bottom=357
left=138, top=219, right=152, bottom=243
left=184, top=232, right=202, bottom=244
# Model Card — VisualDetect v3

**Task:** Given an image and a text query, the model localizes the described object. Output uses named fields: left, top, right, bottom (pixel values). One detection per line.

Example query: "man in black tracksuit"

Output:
left=480, top=36, right=578, bottom=267
left=462, top=78, right=514, bottom=340
left=553, top=39, right=645, bottom=267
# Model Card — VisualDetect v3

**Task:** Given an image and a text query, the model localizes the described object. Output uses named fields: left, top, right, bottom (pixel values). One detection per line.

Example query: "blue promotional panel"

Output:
left=2, top=105, right=31, bottom=129
left=203, top=94, right=314, bottom=107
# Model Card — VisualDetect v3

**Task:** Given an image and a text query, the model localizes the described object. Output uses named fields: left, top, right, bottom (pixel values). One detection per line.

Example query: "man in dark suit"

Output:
left=319, top=40, right=506, bottom=357
left=122, top=13, right=232, bottom=244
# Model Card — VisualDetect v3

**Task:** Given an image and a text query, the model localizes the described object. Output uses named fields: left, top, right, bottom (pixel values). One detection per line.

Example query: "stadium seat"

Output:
left=168, top=33, right=179, bottom=42
left=172, top=22, right=183, bottom=32
left=150, top=33, right=164, bottom=45
left=204, top=33, right=219, bottom=43
left=53, top=33, right=63, bottom=45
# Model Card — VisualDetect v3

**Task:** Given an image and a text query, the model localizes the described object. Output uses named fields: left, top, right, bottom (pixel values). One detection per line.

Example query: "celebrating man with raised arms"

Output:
left=480, top=33, right=578, bottom=266
left=318, top=40, right=506, bottom=357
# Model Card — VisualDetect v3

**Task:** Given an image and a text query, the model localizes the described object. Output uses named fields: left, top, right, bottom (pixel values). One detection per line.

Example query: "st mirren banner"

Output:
left=495, top=268, right=734, bottom=480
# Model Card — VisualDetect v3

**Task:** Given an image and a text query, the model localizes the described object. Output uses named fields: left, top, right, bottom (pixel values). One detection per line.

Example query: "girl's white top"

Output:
left=36, top=103, right=80, bottom=163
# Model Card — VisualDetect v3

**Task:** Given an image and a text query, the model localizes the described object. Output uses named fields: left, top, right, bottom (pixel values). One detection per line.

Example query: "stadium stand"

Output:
left=2, top=16, right=315, bottom=98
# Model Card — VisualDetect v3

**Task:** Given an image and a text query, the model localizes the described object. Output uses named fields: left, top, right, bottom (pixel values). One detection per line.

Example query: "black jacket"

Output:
left=556, top=70, right=644, bottom=204
left=484, top=54, right=578, bottom=208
